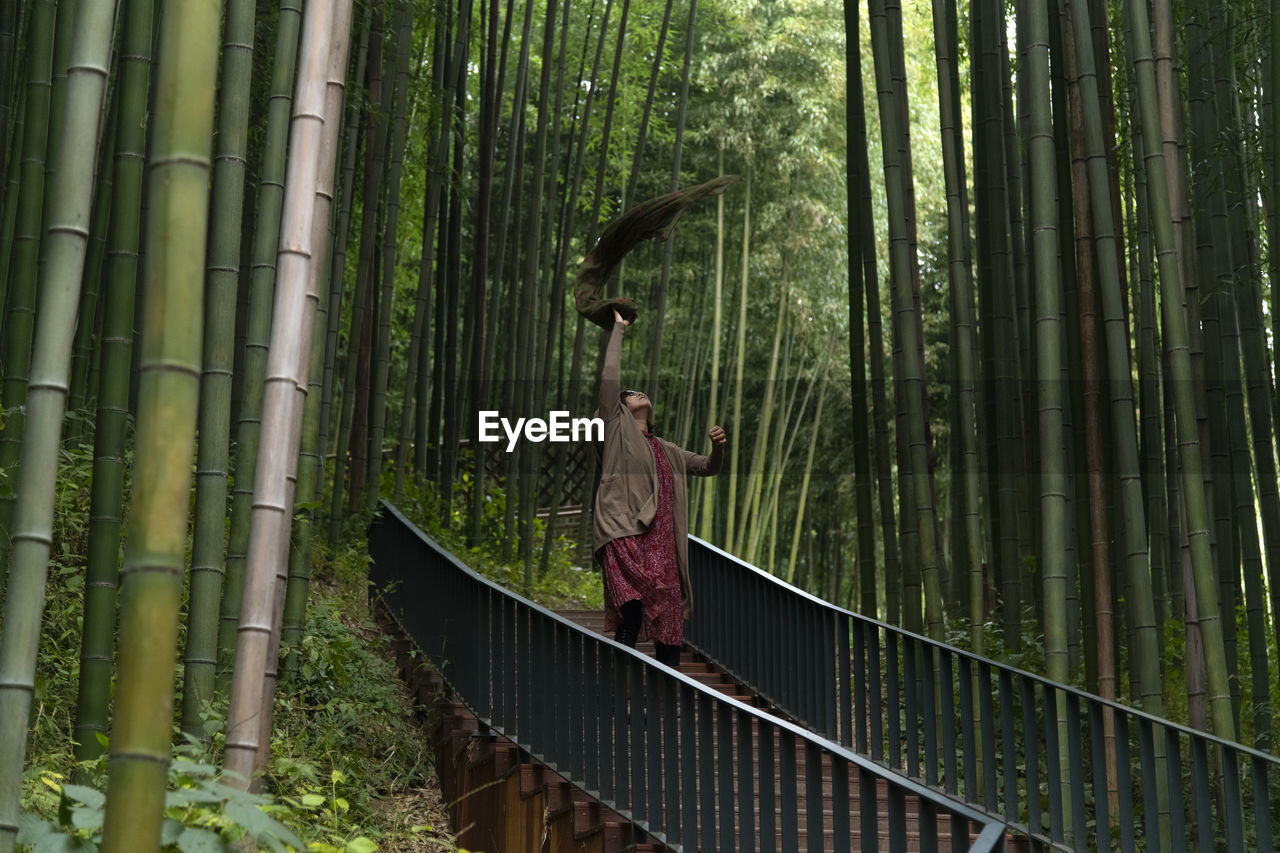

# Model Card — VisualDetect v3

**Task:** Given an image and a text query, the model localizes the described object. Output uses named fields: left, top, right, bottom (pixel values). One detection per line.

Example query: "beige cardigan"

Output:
left=592, top=321, right=721, bottom=618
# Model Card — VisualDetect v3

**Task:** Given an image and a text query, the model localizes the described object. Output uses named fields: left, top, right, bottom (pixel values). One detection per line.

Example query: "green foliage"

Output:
left=24, top=418, right=460, bottom=851
left=388, top=468, right=604, bottom=611
left=20, top=750, right=305, bottom=853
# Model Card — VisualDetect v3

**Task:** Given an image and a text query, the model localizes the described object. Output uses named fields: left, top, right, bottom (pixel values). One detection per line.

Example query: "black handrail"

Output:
left=369, top=502, right=1012, bottom=852
left=685, top=536, right=1280, bottom=852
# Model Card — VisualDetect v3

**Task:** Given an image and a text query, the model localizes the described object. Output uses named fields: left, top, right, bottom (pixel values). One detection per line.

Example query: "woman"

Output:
left=593, top=307, right=726, bottom=667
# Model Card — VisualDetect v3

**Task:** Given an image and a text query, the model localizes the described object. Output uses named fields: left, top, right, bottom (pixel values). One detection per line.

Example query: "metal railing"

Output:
left=686, top=536, right=1280, bottom=851
left=369, top=502, right=1011, bottom=852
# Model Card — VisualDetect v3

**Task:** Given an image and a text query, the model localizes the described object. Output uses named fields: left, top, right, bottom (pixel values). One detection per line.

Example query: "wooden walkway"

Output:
left=380, top=606, right=1029, bottom=852
left=551, top=610, right=1031, bottom=853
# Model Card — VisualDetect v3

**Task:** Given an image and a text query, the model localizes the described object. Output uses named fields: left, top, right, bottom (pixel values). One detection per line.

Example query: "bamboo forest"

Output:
left=3, top=0, right=1280, bottom=847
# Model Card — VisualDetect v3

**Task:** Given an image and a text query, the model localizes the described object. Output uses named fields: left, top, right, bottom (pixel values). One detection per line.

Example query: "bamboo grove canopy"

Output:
left=1, top=0, right=1280, bottom=847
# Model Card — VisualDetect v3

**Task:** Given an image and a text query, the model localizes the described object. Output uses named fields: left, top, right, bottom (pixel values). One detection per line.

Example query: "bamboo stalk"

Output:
left=74, top=0, right=155, bottom=763
left=224, top=0, right=341, bottom=786
left=99, top=0, right=217, bottom=844
left=0, top=0, right=118, bottom=844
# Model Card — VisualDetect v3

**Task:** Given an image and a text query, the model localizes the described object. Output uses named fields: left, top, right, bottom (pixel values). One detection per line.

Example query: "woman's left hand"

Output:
left=708, top=425, right=726, bottom=447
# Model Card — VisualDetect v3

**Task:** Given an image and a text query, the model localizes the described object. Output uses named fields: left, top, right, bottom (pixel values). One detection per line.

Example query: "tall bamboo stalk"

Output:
left=1066, top=0, right=1162, bottom=716
left=1123, top=0, right=1236, bottom=741
left=0, top=0, right=55, bottom=581
left=74, top=0, right=155, bottom=764
left=218, top=0, right=304, bottom=687
left=726, top=169, right=749, bottom=550
left=282, top=0, right=354, bottom=682
left=0, top=0, right=118, bottom=843
left=319, top=5, right=371, bottom=487
left=930, top=0, right=981, bottom=651
left=366, top=0, right=414, bottom=512
left=844, top=0, right=877, bottom=614
left=699, top=144, right=725, bottom=542
left=98, top=0, right=218, bottom=845
left=224, top=0, right=339, bottom=786
left=869, top=0, right=941, bottom=638
left=181, top=0, right=257, bottom=739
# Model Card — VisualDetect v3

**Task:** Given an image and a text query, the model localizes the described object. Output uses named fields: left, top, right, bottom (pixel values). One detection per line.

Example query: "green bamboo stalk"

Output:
left=66, top=90, right=119, bottom=428
left=1066, top=0, right=1163, bottom=717
left=699, top=144, right=725, bottom=543
left=869, top=0, right=941, bottom=638
left=787, top=369, right=828, bottom=582
left=1134, top=134, right=1169, bottom=641
left=329, top=0, right=386, bottom=538
left=1023, top=0, right=1075, bottom=835
left=0, top=1, right=16, bottom=199
left=718, top=169, right=747, bottom=551
left=318, top=2, right=370, bottom=489
left=1209, top=6, right=1280, bottom=707
left=90, top=0, right=208, bottom=836
left=72, top=0, right=154, bottom=765
left=366, top=0, right=413, bottom=513
left=1219, top=293, right=1273, bottom=746
left=973, top=0, right=1023, bottom=652
left=738, top=287, right=786, bottom=557
left=0, top=85, right=23, bottom=312
left=179, top=0, right=256, bottom=740
left=217, top=0, right=304, bottom=687
left=1272, top=0, right=1280, bottom=429
left=99, top=0, right=217, bottom=822
left=844, top=0, right=877, bottom=615
left=0, top=0, right=118, bottom=844
left=931, top=0, right=981, bottom=651
left=0, top=0, right=56, bottom=581
left=1123, top=0, right=1236, bottom=741
left=1026, top=0, right=1068, bottom=677
left=224, top=0, right=338, bottom=785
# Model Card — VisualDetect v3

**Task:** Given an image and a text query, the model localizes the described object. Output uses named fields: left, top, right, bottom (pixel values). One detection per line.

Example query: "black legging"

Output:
left=614, top=600, right=681, bottom=667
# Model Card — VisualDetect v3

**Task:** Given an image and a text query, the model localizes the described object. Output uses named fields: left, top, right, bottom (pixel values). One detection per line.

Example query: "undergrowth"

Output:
left=18, top=444, right=464, bottom=852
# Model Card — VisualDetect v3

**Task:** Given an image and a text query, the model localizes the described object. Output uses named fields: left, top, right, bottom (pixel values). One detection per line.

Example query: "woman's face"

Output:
left=623, top=390, right=652, bottom=419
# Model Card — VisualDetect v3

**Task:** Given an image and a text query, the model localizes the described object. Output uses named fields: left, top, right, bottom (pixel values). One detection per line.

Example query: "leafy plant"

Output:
left=19, top=752, right=305, bottom=853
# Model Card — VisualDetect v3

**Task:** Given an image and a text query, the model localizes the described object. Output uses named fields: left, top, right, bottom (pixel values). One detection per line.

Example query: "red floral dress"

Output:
left=601, top=433, right=683, bottom=646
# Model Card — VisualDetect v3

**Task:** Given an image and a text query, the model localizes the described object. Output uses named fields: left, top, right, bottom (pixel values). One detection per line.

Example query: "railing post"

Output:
left=780, top=732, right=798, bottom=850
left=628, top=661, right=645, bottom=820
left=698, top=689, right=716, bottom=853
left=680, top=681, right=698, bottom=853
left=718, top=701, right=735, bottom=846
left=1114, top=707, right=1136, bottom=853
left=999, top=669, right=1017, bottom=822
left=645, top=665, right=662, bottom=828
left=838, top=614, right=852, bottom=749
left=759, top=717, right=776, bottom=852
left=978, top=663, right=997, bottom=811
left=830, top=755, right=850, bottom=853
left=583, top=639, right=600, bottom=795
left=1020, top=677, right=1042, bottom=838
left=1251, top=755, right=1273, bottom=852
left=737, top=707, right=756, bottom=853
left=852, top=618, right=868, bottom=754
left=805, top=740, right=823, bottom=852
left=1164, top=728, right=1187, bottom=851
